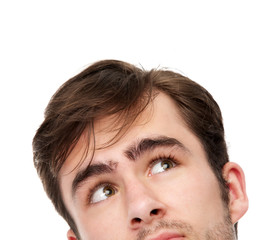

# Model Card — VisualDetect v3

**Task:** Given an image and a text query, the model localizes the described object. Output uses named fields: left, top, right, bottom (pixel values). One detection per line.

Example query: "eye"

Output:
left=90, top=184, right=117, bottom=204
left=149, top=158, right=177, bottom=176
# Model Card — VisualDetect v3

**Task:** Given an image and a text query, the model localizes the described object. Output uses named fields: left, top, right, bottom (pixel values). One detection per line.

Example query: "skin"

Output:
left=59, top=92, right=248, bottom=240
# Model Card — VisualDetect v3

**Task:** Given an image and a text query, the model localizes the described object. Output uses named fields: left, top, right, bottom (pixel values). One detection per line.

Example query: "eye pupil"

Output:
left=103, top=187, right=114, bottom=196
left=162, top=160, right=173, bottom=170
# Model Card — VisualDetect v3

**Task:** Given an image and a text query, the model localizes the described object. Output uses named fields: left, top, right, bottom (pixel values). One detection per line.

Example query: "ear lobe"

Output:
left=222, top=162, right=249, bottom=224
left=67, top=229, right=77, bottom=240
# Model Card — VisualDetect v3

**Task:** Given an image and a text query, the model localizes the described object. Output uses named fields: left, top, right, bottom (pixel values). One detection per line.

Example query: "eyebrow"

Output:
left=71, top=136, right=188, bottom=197
left=124, top=136, right=188, bottom=161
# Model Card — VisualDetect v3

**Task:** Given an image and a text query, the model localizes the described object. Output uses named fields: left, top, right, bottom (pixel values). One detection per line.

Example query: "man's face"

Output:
left=59, top=93, right=236, bottom=240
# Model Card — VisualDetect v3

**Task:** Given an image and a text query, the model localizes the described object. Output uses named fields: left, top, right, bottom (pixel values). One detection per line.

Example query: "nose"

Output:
left=126, top=180, right=166, bottom=229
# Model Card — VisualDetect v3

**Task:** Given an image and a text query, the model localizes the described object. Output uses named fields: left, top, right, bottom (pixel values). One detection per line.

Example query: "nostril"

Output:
left=131, top=217, right=141, bottom=225
left=150, top=209, right=159, bottom=215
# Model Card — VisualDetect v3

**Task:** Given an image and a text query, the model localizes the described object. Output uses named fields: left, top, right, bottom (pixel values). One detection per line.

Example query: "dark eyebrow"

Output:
left=124, top=136, right=188, bottom=161
left=72, top=161, right=117, bottom=197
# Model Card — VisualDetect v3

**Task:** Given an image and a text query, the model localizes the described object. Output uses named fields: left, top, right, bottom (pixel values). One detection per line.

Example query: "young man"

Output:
left=33, top=60, right=248, bottom=240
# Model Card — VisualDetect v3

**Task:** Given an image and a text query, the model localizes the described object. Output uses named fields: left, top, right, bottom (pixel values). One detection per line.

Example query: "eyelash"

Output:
left=86, top=154, right=179, bottom=205
left=148, top=153, right=179, bottom=169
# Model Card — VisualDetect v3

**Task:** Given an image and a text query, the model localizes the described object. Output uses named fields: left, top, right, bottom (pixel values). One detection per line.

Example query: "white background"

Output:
left=1, top=1, right=277, bottom=239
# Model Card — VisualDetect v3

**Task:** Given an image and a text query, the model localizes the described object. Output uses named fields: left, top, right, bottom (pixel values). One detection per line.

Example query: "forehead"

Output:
left=59, top=92, right=186, bottom=175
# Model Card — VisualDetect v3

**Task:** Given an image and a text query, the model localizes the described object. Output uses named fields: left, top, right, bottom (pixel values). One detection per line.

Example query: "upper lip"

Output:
left=147, top=232, right=184, bottom=240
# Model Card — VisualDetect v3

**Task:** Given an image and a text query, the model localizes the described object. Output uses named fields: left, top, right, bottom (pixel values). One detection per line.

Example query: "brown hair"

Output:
left=33, top=60, right=233, bottom=238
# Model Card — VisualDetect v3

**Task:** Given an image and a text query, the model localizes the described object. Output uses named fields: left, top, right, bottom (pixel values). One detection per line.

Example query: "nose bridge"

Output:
left=126, top=177, right=153, bottom=206
left=125, top=176, right=166, bottom=229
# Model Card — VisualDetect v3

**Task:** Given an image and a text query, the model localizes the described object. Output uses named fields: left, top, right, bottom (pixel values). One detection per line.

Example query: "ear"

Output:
left=67, top=229, right=78, bottom=240
left=222, top=162, right=249, bottom=224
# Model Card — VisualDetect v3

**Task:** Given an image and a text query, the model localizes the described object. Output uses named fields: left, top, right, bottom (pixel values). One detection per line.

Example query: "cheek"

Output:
left=77, top=204, right=126, bottom=240
left=159, top=167, right=226, bottom=226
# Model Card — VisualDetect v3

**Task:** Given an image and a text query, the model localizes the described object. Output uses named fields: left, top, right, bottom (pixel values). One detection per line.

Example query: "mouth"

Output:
left=148, top=232, right=185, bottom=240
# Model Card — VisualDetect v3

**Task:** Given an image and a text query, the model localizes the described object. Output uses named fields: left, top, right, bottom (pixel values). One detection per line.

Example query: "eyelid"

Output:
left=149, top=154, right=179, bottom=167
